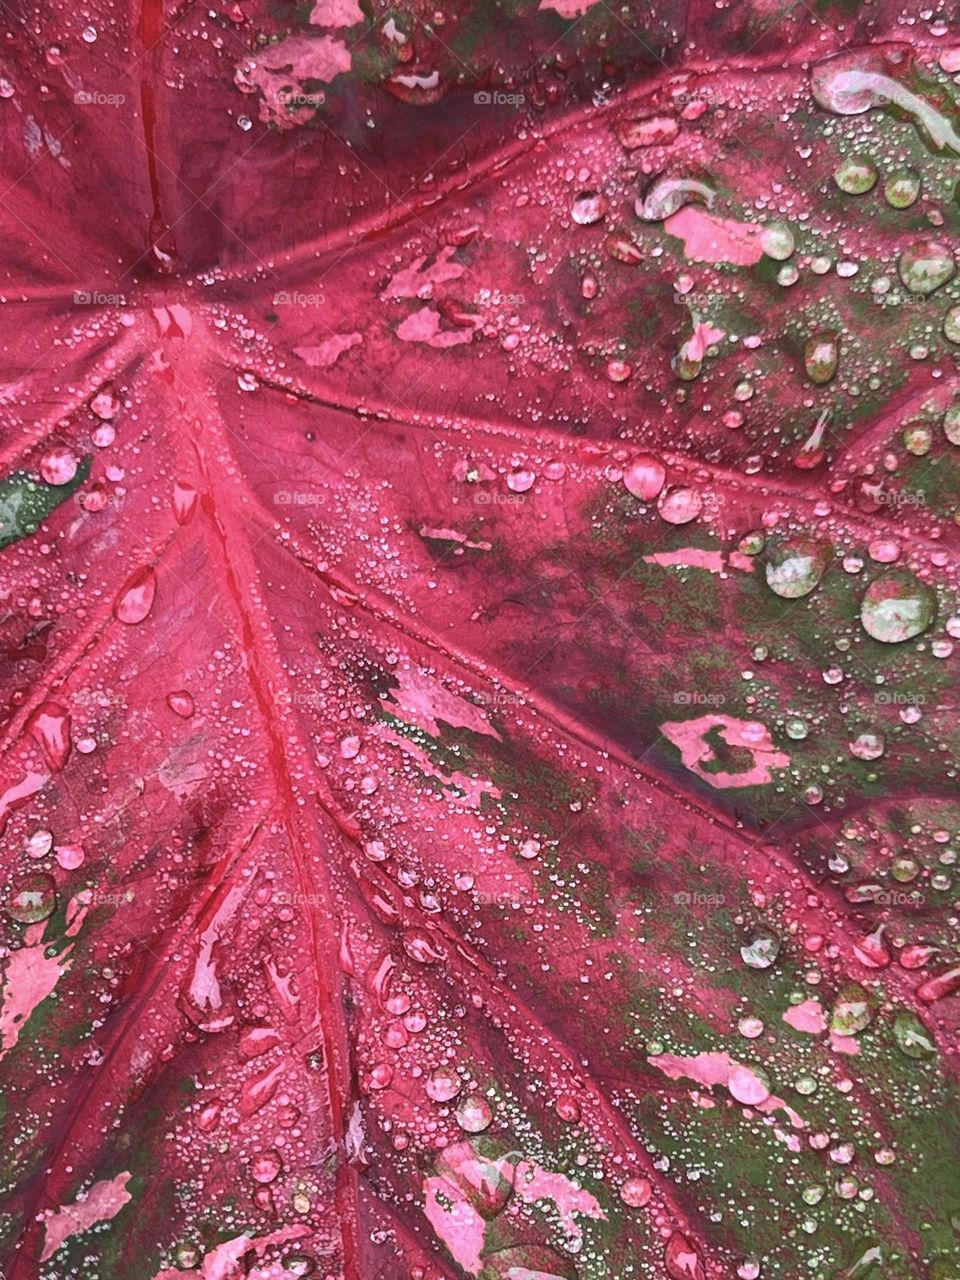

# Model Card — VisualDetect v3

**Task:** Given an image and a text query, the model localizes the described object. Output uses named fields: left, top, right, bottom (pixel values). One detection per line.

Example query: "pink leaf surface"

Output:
left=0, top=2, right=959, bottom=1279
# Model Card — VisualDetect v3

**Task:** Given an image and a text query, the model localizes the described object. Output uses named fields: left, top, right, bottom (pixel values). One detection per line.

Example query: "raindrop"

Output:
left=658, top=486, right=702, bottom=524
left=859, top=570, right=936, bottom=643
left=571, top=191, right=607, bottom=225
left=623, top=454, right=666, bottom=500
left=167, top=691, right=195, bottom=718
left=833, top=155, right=877, bottom=195
left=115, top=566, right=157, bottom=625
left=6, top=872, right=56, bottom=922
left=765, top=539, right=831, bottom=599
left=39, top=447, right=78, bottom=486
left=897, top=240, right=955, bottom=295
left=741, top=933, right=780, bottom=969
left=455, top=1093, right=493, bottom=1132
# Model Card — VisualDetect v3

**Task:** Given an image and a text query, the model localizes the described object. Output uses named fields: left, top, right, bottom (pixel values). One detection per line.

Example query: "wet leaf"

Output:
left=0, top=2, right=958, bottom=1279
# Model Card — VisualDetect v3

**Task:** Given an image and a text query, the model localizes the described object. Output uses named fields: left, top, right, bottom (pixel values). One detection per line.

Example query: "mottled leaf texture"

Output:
left=0, top=2, right=959, bottom=1279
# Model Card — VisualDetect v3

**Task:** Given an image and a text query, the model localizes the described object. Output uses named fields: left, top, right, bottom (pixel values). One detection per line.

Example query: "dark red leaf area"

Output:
left=0, top=3, right=958, bottom=1280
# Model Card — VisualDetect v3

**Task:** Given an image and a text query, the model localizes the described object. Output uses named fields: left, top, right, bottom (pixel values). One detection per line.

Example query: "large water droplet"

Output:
left=6, top=871, right=56, bottom=922
left=892, top=1009, right=936, bottom=1059
left=635, top=175, right=715, bottom=222
left=859, top=570, right=936, bottom=642
left=897, top=240, right=955, bottom=295
left=833, top=155, right=877, bottom=195
left=623, top=454, right=666, bottom=500
left=765, top=539, right=831, bottom=599
left=830, top=983, right=874, bottom=1035
left=804, top=332, right=839, bottom=384
left=27, top=702, right=71, bottom=771
left=658, top=486, right=702, bottom=524
left=741, top=933, right=780, bottom=969
left=571, top=191, right=606, bottom=225
left=115, top=566, right=157, bottom=625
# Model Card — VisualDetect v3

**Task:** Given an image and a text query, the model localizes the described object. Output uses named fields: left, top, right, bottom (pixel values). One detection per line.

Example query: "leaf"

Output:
left=0, top=2, right=959, bottom=1280
left=0, top=459, right=90, bottom=550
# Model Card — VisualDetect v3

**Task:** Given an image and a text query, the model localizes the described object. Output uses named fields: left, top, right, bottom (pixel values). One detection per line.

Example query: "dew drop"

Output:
left=115, top=567, right=157, bottom=625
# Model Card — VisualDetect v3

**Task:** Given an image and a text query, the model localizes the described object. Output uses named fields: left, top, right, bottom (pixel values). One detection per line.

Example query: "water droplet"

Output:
left=765, top=539, right=831, bottom=599
left=892, top=1009, right=936, bottom=1059
left=25, top=829, right=53, bottom=859
left=619, top=1176, right=652, bottom=1207
left=658, top=486, right=702, bottom=524
left=250, top=1149, right=282, bottom=1183
left=603, top=229, right=641, bottom=264
left=943, top=404, right=960, bottom=445
left=55, top=843, right=84, bottom=870
left=833, top=155, right=877, bottom=195
left=91, top=390, right=119, bottom=419
left=426, top=1066, right=462, bottom=1102
left=884, top=168, right=920, bottom=208
left=761, top=222, right=795, bottom=260
left=849, top=732, right=884, bottom=761
left=6, top=872, right=56, bottom=922
left=741, top=933, right=780, bottom=969
left=507, top=469, right=535, bottom=493
left=623, top=454, right=666, bottom=500
left=555, top=1095, right=581, bottom=1122
left=27, top=702, right=71, bottom=771
left=173, top=482, right=198, bottom=524
left=39, top=447, right=78, bottom=486
left=897, top=240, right=955, bottom=295
left=859, top=570, right=936, bottom=643
left=455, top=1093, right=493, bottom=1132
left=571, top=191, right=606, bottom=225
left=943, top=305, right=960, bottom=344
left=665, top=1232, right=706, bottom=1280
left=804, top=332, right=839, bottom=384
left=616, top=116, right=679, bottom=149
left=115, top=566, right=157, bottom=625
left=167, top=691, right=195, bottom=718
left=830, top=983, right=874, bottom=1035
left=636, top=176, right=714, bottom=222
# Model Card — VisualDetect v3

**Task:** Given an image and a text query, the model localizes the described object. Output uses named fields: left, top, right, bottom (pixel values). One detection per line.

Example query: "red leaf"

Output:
left=1, top=2, right=958, bottom=1278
